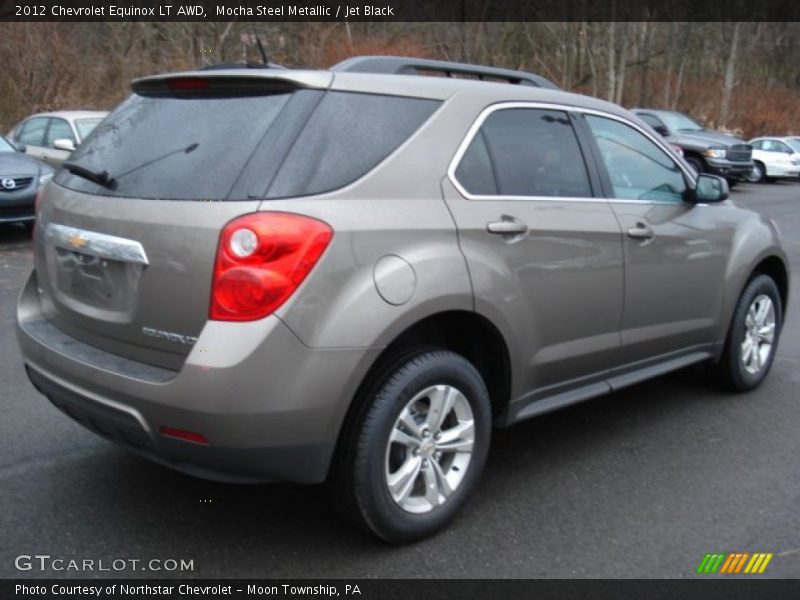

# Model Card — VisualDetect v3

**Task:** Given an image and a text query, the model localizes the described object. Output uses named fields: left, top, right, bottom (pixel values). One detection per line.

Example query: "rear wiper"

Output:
left=63, top=162, right=117, bottom=189
left=112, top=143, right=199, bottom=181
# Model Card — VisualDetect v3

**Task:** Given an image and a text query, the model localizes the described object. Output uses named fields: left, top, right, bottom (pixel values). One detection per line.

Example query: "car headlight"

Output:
left=703, top=148, right=726, bottom=159
left=38, top=172, right=53, bottom=186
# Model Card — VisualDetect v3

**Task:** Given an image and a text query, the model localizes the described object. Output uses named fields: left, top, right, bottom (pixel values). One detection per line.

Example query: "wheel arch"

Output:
left=330, top=309, right=513, bottom=477
left=752, top=255, right=789, bottom=315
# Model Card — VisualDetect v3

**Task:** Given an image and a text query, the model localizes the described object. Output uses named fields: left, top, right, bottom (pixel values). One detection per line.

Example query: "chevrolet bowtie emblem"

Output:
left=67, top=233, right=88, bottom=249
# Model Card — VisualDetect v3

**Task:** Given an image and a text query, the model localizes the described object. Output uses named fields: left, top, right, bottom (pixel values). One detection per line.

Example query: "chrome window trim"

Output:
left=46, top=223, right=149, bottom=266
left=447, top=101, right=697, bottom=205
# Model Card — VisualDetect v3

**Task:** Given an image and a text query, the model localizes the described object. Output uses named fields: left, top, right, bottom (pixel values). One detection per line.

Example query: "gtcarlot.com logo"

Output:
left=14, top=554, right=195, bottom=572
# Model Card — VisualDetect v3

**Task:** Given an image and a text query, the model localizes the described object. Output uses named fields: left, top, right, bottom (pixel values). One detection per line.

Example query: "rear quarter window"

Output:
left=267, top=92, right=440, bottom=198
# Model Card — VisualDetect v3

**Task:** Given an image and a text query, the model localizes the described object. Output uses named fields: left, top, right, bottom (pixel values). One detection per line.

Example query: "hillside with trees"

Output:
left=1, top=22, right=798, bottom=137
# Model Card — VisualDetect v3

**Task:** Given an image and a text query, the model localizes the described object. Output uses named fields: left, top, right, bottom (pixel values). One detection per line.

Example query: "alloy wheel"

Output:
left=741, top=294, right=776, bottom=375
left=384, top=385, right=475, bottom=514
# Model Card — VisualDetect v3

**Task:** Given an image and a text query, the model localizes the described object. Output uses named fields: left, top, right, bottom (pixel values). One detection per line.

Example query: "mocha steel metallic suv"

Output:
left=16, top=56, right=789, bottom=542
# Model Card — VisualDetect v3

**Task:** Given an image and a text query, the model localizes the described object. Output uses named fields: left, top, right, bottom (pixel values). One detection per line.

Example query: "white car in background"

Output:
left=746, top=136, right=800, bottom=183
left=7, top=110, right=108, bottom=168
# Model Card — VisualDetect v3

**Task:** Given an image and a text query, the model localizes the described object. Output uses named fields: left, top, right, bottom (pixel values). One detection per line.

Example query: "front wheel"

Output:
left=331, top=350, right=491, bottom=543
left=711, top=274, right=782, bottom=392
left=746, top=161, right=766, bottom=183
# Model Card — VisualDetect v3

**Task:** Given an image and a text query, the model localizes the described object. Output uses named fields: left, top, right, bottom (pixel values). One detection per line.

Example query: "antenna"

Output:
left=255, top=36, right=270, bottom=66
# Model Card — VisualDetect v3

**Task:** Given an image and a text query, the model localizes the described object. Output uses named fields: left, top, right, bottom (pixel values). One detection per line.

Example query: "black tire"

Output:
left=726, top=178, right=739, bottom=189
left=330, top=349, right=491, bottom=543
left=685, top=156, right=706, bottom=176
left=711, top=274, right=782, bottom=392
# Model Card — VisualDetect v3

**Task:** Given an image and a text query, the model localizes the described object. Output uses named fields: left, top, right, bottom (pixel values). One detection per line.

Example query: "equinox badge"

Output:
left=141, top=327, right=197, bottom=346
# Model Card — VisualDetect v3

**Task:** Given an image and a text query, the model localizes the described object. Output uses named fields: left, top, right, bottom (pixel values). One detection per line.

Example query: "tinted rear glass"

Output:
left=268, top=92, right=440, bottom=198
left=55, top=89, right=440, bottom=201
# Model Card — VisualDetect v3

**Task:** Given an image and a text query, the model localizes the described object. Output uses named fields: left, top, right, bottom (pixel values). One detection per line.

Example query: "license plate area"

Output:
left=43, top=223, right=148, bottom=321
left=54, top=247, right=128, bottom=310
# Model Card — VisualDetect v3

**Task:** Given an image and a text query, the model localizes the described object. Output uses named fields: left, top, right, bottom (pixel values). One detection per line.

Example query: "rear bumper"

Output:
left=16, top=270, right=382, bottom=484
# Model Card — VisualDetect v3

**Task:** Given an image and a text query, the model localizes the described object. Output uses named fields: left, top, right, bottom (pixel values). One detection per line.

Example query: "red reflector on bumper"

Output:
left=159, top=426, right=208, bottom=445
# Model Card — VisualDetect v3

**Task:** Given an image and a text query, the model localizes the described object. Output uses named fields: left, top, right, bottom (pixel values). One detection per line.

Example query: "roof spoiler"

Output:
left=132, top=70, right=332, bottom=97
left=331, top=55, right=560, bottom=89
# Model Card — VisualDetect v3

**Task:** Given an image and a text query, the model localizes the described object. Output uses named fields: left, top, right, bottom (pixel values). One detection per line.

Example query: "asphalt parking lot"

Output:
left=1, top=182, right=798, bottom=579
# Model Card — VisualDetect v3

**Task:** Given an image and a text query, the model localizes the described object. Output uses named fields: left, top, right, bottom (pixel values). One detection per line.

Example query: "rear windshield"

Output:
left=55, top=89, right=440, bottom=201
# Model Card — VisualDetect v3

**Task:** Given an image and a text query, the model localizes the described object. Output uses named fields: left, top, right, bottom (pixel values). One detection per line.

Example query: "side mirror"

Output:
left=14, top=142, right=27, bottom=153
left=653, top=124, right=669, bottom=137
left=52, top=138, right=76, bottom=152
left=692, top=173, right=729, bottom=203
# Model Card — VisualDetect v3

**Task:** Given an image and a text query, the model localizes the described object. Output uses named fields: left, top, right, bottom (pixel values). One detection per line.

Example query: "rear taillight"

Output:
left=210, top=212, right=333, bottom=322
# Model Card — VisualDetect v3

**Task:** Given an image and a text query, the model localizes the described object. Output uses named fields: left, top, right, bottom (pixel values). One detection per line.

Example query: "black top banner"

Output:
left=2, top=0, right=800, bottom=22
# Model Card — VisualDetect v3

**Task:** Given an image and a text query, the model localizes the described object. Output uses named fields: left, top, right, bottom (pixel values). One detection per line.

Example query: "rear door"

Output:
left=35, top=76, right=330, bottom=370
left=579, top=112, right=728, bottom=363
left=39, top=117, right=75, bottom=166
left=442, top=104, right=625, bottom=401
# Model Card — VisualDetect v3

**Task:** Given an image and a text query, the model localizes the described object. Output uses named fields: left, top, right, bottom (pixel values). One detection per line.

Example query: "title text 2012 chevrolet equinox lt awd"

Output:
left=16, top=57, right=789, bottom=542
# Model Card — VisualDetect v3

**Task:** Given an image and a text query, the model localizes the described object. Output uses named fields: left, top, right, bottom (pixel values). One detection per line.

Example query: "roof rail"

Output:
left=331, top=55, right=559, bottom=90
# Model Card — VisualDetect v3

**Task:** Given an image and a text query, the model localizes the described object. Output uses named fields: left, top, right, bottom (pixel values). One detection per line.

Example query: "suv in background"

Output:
left=632, top=108, right=754, bottom=186
left=16, top=57, right=788, bottom=542
left=7, top=110, right=108, bottom=167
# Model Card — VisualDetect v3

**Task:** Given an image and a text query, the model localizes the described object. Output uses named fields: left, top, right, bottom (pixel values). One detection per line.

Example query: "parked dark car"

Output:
left=0, top=135, right=54, bottom=226
left=632, top=109, right=754, bottom=186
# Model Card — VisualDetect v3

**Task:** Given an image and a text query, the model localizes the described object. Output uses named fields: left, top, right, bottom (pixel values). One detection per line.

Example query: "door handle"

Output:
left=627, top=223, right=655, bottom=240
left=487, top=216, right=528, bottom=236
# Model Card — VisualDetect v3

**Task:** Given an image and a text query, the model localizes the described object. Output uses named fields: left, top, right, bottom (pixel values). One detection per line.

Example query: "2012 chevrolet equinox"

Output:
left=16, top=56, right=789, bottom=542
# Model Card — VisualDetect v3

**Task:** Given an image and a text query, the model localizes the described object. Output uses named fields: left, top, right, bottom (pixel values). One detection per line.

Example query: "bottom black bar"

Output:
left=3, top=579, right=800, bottom=600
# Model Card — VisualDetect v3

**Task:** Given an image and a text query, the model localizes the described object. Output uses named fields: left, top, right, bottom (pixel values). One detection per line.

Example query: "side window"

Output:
left=45, top=118, right=75, bottom=147
left=455, top=108, right=592, bottom=198
left=454, top=130, right=497, bottom=195
left=17, top=118, right=48, bottom=146
left=762, top=140, right=776, bottom=152
left=750, top=140, right=764, bottom=150
left=268, top=92, right=440, bottom=198
left=585, top=115, right=687, bottom=203
left=776, top=142, right=792, bottom=154
left=638, top=113, right=666, bottom=131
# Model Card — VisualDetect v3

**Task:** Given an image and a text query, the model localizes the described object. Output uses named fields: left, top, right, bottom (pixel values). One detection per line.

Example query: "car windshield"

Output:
left=0, top=136, right=16, bottom=153
left=659, top=112, right=704, bottom=132
left=75, top=118, right=104, bottom=141
left=786, top=138, right=800, bottom=152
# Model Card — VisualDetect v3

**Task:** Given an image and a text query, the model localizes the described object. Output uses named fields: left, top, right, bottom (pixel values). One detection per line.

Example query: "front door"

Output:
left=581, top=113, right=728, bottom=363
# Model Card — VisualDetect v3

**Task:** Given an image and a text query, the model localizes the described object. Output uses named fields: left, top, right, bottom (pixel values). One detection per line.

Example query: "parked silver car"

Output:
left=16, top=57, right=789, bottom=542
left=7, top=110, right=108, bottom=167
left=0, top=135, right=54, bottom=225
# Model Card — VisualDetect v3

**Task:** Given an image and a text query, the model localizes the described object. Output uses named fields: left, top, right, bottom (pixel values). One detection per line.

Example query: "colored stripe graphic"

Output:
left=699, top=552, right=773, bottom=574
left=696, top=554, right=725, bottom=574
